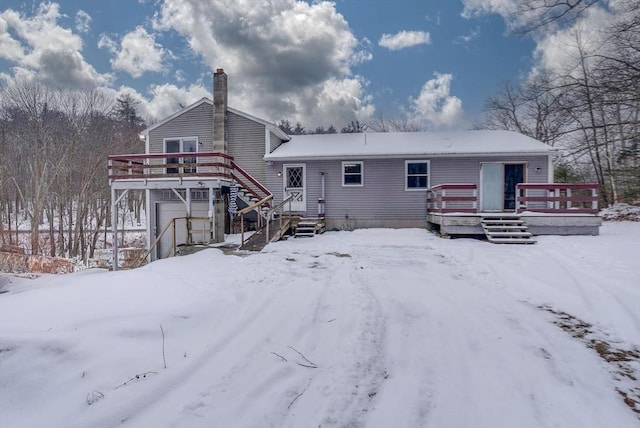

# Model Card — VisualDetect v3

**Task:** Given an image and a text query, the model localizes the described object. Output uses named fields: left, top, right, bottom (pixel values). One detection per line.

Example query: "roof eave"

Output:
left=264, top=150, right=555, bottom=162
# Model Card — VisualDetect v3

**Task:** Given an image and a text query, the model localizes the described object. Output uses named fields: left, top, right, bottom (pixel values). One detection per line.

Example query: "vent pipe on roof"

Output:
left=213, top=68, right=227, bottom=153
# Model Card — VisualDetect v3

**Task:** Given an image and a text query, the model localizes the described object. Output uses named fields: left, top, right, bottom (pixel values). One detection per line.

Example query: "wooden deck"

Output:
left=426, top=183, right=601, bottom=236
left=108, top=151, right=271, bottom=203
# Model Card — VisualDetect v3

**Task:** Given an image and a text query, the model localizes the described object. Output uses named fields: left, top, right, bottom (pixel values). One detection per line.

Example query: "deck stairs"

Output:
left=481, top=215, right=536, bottom=244
left=295, top=217, right=326, bottom=238
left=240, top=216, right=293, bottom=251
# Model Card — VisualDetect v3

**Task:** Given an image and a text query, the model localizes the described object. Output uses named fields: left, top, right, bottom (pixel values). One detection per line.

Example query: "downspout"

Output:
left=318, top=171, right=326, bottom=219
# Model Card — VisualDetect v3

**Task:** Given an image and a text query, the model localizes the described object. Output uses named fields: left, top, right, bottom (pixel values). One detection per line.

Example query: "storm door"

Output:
left=480, top=163, right=525, bottom=211
left=283, top=164, right=306, bottom=212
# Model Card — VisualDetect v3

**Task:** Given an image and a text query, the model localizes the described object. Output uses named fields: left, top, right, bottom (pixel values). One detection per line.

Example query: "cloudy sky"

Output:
left=0, top=0, right=614, bottom=130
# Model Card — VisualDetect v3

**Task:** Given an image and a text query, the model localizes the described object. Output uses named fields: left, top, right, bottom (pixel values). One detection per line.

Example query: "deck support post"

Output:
left=110, top=188, right=129, bottom=271
left=111, top=187, right=118, bottom=271
left=209, top=187, right=215, bottom=241
left=214, top=189, right=225, bottom=243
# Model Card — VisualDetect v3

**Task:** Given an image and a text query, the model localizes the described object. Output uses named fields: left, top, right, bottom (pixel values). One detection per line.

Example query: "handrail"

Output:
left=237, top=195, right=273, bottom=216
left=108, top=152, right=234, bottom=161
left=231, top=160, right=272, bottom=198
left=265, top=194, right=294, bottom=245
left=132, top=217, right=176, bottom=268
left=428, top=183, right=478, bottom=190
left=265, top=194, right=294, bottom=217
left=108, top=152, right=235, bottom=183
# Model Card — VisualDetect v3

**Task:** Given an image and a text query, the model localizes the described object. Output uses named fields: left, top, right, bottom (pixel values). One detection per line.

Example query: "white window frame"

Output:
left=405, top=160, right=430, bottom=191
left=342, top=161, right=364, bottom=187
left=164, top=136, right=199, bottom=174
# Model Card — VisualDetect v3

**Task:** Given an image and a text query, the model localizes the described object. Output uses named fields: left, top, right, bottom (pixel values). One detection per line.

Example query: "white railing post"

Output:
left=441, top=188, right=446, bottom=211
left=472, top=187, right=478, bottom=211
left=554, top=188, right=560, bottom=210
left=592, top=187, right=598, bottom=211
left=566, top=188, right=572, bottom=209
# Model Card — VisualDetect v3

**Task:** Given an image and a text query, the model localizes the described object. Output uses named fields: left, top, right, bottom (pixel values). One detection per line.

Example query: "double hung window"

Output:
left=165, top=137, right=198, bottom=174
left=342, top=161, right=363, bottom=186
left=406, top=160, right=429, bottom=190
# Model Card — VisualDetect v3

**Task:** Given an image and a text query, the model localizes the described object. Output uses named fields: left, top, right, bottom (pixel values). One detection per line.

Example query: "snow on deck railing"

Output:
left=516, top=183, right=599, bottom=214
left=427, top=183, right=478, bottom=213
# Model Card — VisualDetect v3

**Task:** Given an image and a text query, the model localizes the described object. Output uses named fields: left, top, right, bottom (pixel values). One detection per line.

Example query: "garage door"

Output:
left=156, top=202, right=210, bottom=259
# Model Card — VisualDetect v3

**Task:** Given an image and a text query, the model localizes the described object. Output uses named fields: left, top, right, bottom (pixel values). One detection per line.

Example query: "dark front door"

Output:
left=504, top=164, right=524, bottom=210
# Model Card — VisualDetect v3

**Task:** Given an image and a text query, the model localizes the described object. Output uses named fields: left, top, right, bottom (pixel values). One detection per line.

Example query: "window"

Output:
left=406, top=160, right=429, bottom=190
left=342, top=161, right=363, bottom=186
left=164, top=137, right=198, bottom=174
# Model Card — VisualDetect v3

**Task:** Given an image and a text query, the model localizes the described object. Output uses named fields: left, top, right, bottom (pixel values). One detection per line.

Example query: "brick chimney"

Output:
left=213, top=68, right=227, bottom=153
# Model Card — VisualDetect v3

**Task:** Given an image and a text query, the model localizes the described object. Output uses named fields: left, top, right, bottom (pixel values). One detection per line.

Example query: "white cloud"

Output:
left=454, top=26, right=481, bottom=44
left=409, top=73, right=465, bottom=129
left=379, top=30, right=431, bottom=51
left=142, top=82, right=211, bottom=120
left=461, top=0, right=518, bottom=23
left=0, top=12, right=25, bottom=62
left=0, top=3, right=110, bottom=89
left=97, top=34, right=117, bottom=54
left=532, top=7, right=612, bottom=77
left=109, top=27, right=167, bottom=78
left=153, top=0, right=373, bottom=128
left=75, top=10, right=92, bottom=33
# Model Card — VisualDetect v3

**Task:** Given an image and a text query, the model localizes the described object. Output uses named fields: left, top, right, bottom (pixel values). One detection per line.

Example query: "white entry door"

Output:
left=283, top=164, right=306, bottom=212
left=480, top=163, right=526, bottom=211
left=481, top=163, right=503, bottom=211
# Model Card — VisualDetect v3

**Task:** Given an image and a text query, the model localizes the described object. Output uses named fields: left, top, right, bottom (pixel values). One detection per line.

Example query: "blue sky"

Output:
left=0, top=1, right=543, bottom=130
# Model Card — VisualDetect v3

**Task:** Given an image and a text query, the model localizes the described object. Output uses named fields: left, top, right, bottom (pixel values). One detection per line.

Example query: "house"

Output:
left=108, top=69, right=600, bottom=268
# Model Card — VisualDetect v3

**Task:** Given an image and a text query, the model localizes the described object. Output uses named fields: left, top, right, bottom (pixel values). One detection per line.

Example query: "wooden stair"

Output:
left=481, top=215, right=536, bottom=244
left=295, top=217, right=326, bottom=238
left=240, top=216, right=293, bottom=251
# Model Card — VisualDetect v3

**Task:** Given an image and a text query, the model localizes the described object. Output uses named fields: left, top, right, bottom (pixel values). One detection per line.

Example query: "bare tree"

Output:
left=511, top=0, right=602, bottom=34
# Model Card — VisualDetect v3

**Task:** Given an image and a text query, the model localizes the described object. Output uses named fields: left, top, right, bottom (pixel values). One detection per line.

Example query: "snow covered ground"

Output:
left=1, top=223, right=639, bottom=428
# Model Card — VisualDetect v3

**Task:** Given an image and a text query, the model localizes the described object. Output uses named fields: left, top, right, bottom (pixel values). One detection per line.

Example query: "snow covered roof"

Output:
left=264, top=130, right=556, bottom=161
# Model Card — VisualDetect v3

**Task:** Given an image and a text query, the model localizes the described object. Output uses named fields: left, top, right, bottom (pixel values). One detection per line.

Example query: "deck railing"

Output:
left=427, top=184, right=478, bottom=213
left=427, top=182, right=600, bottom=215
left=107, top=152, right=235, bottom=182
left=516, top=183, right=599, bottom=214
left=108, top=151, right=272, bottom=203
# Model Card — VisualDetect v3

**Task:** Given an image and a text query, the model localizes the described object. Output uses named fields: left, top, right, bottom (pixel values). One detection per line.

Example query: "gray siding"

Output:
left=269, top=131, right=285, bottom=153
left=148, top=103, right=214, bottom=172
left=228, top=111, right=267, bottom=182
left=430, top=156, right=549, bottom=187
left=149, top=103, right=213, bottom=153
left=265, top=154, right=550, bottom=228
